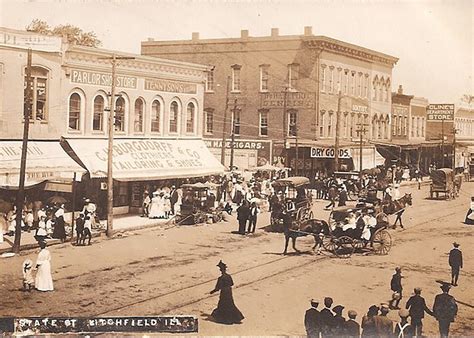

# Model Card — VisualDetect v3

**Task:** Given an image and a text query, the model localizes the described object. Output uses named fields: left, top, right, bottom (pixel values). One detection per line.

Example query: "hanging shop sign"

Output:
left=144, top=78, right=197, bottom=94
left=427, top=104, right=455, bottom=121
left=310, top=147, right=351, bottom=158
left=260, top=92, right=316, bottom=109
left=70, top=69, right=137, bottom=89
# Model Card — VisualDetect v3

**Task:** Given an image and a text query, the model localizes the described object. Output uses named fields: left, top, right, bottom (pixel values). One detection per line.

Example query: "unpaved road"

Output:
left=1, top=182, right=473, bottom=336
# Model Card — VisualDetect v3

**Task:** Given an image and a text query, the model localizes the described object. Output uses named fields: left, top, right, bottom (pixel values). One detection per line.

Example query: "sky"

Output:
left=0, top=0, right=472, bottom=103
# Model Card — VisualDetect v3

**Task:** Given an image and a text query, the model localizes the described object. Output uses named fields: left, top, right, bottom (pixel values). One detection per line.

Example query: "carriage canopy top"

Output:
left=272, top=176, right=310, bottom=187
left=430, top=168, right=454, bottom=183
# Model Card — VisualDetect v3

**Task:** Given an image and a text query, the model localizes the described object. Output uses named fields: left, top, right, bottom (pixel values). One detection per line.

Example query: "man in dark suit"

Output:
left=320, top=297, right=335, bottom=336
left=170, top=185, right=178, bottom=215
left=433, top=283, right=458, bottom=337
left=332, top=305, right=346, bottom=336
left=345, top=310, right=360, bottom=338
left=449, top=242, right=463, bottom=286
left=304, top=299, right=321, bottom=338
left=236, top=201, right=250, bottom=235
left=247, top=202, right=260, bottom=233
left=405, top=287, right=433, bottom=337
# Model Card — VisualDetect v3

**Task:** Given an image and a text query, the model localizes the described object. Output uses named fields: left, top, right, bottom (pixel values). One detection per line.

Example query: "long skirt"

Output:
left=35, top=261, right=54, bottom=291
left=465, top=209, right=474, bottom=225
left=52, top=217, right=66, bottom=240
left=211, top=288, right=244, bottom=324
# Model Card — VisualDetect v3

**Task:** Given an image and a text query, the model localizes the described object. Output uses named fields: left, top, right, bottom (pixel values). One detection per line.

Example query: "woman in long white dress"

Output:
left=35, top=241, right=54, bottom=291
left=156, top=193, right=166, bottom=219
left=148, top=192, right=160, bottom=219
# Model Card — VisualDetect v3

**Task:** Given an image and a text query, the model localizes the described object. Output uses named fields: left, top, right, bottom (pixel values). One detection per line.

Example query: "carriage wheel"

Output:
left=372, top=229, right=392, bottom=255
left=322, top=237, right=337, bottom=254
left=334, top=236, right=355, bottom=259
left=173, top=214, right=183, bottom=225
left=348, top=190, right=358, bottom=201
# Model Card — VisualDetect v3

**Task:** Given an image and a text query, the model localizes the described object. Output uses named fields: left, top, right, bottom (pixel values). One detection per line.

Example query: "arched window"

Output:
left=135, top=98, right=144, bottom=133
left=169, top=101, right=179, bottom=133
left=68, top=93, right=81, bottom=131
left=93, top=95, right=104, bottom=131
left=151, top=100, right=161, bottom=133
left=186, top=102, right=195, bottom=133
left=115, top=97, right=125, bottom=132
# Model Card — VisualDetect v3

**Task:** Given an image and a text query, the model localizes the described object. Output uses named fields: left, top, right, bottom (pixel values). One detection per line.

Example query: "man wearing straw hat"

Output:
left=448, top=242, right=463, bottom=286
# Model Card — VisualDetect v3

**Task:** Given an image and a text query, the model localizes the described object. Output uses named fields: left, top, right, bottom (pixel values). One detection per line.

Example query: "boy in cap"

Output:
left=394, top=309, right=413, bottom=338
left=345, top=310, right=360, bottom=338
left=405, top=287, right=433, bottom=337
left=433, top=283, right=458, bottom=338
left=374, top=304, right=393, bottom=337
left=448, top=242, right=462, bottom=286
left=390, top=267, right=404, bottom=309
left=304, top=299, right=321, bottom=338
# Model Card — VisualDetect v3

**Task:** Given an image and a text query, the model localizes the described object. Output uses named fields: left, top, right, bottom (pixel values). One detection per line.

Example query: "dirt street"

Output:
left=1, top=182, right=473, bottom=336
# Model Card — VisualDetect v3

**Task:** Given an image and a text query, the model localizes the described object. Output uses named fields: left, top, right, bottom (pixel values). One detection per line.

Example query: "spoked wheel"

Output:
left=372, top=229, right=392, bottom=255
left=322, top=236, right=337, bottom=254
left=334, top=236, right=355, bottom=258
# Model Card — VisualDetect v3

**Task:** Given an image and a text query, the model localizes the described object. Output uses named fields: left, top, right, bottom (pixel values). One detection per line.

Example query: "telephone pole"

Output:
left=100, top=54, right=134, bottom=237
left=452, top=128, right=457, bottom=170
left=334, top=90, right=343, bottom=172
left=356, top=122, right=369, bottom=174
left=13, top=48, right=32, bottom=253
left=229, top=99, right=238, bottom=170
left=441, top=119, right=445, bottom=168
left=220, top=76, right=231, bottom=166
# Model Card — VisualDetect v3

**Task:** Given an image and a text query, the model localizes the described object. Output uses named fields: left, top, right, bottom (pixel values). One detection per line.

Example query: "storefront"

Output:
left=63, top=137, right=224, bottom=216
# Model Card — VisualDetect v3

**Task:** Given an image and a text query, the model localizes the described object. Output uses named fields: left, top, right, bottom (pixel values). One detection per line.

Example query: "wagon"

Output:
left=271, top=176, right=313, bottom=226
left=324, top=205, right=392, bottom=258
left=430, top=168, right=455, bottom=200
left=174, top=182, right=223, bottom=225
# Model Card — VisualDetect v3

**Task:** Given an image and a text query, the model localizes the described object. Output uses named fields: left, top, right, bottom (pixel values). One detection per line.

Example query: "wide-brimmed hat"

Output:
left=453, top=242, right=460, bottom=247
left=440, top=283, right=451, bottom=292
left=333, top=305, right=344, bottom=314
left=216, top=260, right=227, bottom=269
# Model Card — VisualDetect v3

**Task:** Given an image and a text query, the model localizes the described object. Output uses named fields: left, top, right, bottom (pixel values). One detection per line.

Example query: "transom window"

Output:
left=68, top=93, right=81, bottom=131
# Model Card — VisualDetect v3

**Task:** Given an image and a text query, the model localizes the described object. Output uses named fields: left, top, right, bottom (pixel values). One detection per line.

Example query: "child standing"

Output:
left=22, top=259, right=34, bottom=291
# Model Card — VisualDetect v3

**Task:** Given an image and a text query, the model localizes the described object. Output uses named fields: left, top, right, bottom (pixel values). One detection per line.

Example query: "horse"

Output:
left=382, top=193, right=412, bottom=229
left=281, top=212, right=331, bottom=255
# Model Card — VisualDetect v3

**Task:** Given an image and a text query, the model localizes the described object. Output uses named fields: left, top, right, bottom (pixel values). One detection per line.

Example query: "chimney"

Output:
left=241, top=29, right=249, bottom=39
left=271, top=28, right=279, bottom=37
left=192, top=32, right=199, bottom=41
left=397, top=85, right=403, bottom=94
left=304, top=26, right=313, bottom=36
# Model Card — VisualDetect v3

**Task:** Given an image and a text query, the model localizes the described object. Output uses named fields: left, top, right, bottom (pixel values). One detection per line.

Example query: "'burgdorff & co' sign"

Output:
left=427, top=104, right=455, bottom=121
left=260, top=92, right=316, bottom=109
left=145, top=78, right=197, bottom=94
left=71, top=69, right=137, bottom=89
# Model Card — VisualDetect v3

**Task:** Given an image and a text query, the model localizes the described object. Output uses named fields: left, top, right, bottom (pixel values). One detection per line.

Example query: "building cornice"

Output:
left=303, top=36, right=398, bottom=67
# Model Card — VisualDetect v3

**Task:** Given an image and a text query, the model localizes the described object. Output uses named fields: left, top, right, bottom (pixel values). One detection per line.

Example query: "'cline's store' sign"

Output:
left=71, top=70, right=137, bottom=89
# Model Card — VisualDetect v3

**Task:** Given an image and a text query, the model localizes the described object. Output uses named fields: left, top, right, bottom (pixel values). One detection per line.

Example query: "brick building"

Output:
left=141, top=27, right=397, bottom=176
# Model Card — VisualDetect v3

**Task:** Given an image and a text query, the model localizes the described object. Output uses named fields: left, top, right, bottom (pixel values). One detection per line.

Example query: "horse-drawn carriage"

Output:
left=270, top=176, right=313, bottom=229
left=174, top=182, right=223, bottom=225
left=430, top=168, right=456, bottom=200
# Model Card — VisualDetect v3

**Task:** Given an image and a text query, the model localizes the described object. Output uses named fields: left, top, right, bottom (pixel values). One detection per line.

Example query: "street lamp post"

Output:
left=334, top=90, right=343, bottom=172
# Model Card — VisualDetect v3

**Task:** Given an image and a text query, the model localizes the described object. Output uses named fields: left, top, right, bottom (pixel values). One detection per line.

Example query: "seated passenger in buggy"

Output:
left=333, top=212, right=361, bottom=238
left=360, top=211, right=378, bottom=241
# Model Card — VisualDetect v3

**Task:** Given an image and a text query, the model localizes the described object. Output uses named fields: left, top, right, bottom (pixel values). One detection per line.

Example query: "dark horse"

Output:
left=281, top=212, right=331, bottom=255
left=382, top=193, right=412, bottom=229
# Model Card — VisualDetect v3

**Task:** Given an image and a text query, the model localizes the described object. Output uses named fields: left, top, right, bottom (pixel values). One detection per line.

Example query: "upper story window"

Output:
left=205, top=70, right=214, bottom=92
left=232, top=108, right=241, bottom=135
left=385, top=79, right=390, bottom=102
left=204, top=109, right=214, bottom=134
left=169, top=101, right=179, bottom=133
left=288, top=110, right=297, bottom=137
left=231, top=64, right=241, bottom=92
left=186, top=102, right=195, bottom=133
left=24, top=66, right=48, bottom=121
left=373, top=76, right=379, bottom=101
left=357, top=73, right=362, bottom=97
left=115, top=96, right=126, bottom=132
left=68, top=93, right=81, bottom=131
left=134, top=98, right=144, bottom=133
left=260, top=65, right=270, bottom=92
left=93, top=95, right=104, bottom=132
left=344, top=69, right=349, bottom=94
left=288, top=63, right=299, bottom=91
left=328, top=66, right=334, bottom=93
left=351, top=71, right=356, bottom=96
left=320, top=65, right=326, bottom=92
left=364, top=74, right=369, bottom=98
left=151, top=99, right=161, bottom=133
left=259, top=110, right=268, bottom=136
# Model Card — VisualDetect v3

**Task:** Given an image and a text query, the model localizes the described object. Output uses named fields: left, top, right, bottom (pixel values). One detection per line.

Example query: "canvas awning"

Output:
left=0, top=140, right=86, bottom=189
left=63, top=138, right=225, bottom=181
left=351, top=147, right=386, bottom=171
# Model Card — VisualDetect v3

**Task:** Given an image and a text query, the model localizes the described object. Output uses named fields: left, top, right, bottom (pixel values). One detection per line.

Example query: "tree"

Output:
left=26, top=19, right=102, bottom=48
left=461, top=94, right=474, bottom=105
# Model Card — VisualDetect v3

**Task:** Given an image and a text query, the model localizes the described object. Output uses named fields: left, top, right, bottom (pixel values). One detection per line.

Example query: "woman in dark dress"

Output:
left=52, top=204, right=66, bottom=242
left=210, top=260, right=244, bottom=324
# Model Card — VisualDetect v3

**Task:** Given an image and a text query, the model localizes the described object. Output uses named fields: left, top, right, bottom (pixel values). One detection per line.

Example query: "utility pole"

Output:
left=100, top=54, right=134, bottom=237
left=452, top=128, right=457, bottom=170
left=13, top=48, right=32, bottom=253
left=292, top=123, right=299, bottom=176
left=282, top=87, right=289, bottom=168
left=441, top=119, right=445, bottom=168
left=356, top=123, right=369, bottom=174
left=334, top=90, right=343, bottom=172
left=229, top=99, right=238, bottom=170
left=220, top=76, right=231, bottom=166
